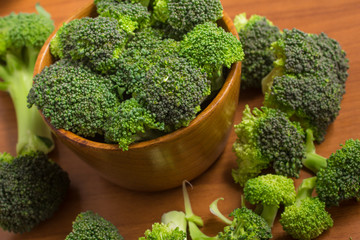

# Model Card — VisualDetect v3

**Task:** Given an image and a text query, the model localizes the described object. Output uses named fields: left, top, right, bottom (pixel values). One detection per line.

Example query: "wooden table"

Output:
left=1, top=0, right=359, bottom=239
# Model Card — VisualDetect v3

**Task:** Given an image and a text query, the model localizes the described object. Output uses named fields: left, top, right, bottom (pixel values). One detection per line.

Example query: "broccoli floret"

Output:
left=95, top=0, right=151, bottom=33
left=50, top=16, right=128, bottom=73
left=152, top=0, right=223, bottom=37
left=244, top=174, right=296, bottom=227
left=65, top=211, right=123, bottom=240
left=28, top=60, right=120, bottom=138
left=232, top=105, right=305, bottom=186
left=0, top=4, right=54, bottom=155
left=0, top=152, right=70, bottom=233
left=139, top=211, right=187, bottom=240
left=179, top=22, right=244, bottom=91
left=262, top=28, right=349, bottom=142
left=280, top=177, right=333, bottom=240
left=104, top=98, right=165, bottom=150
left=234, top=13, right=281, bottom=89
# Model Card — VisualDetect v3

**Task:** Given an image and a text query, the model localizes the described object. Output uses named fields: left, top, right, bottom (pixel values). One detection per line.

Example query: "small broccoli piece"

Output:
left=234, top=13, right=281, bottom=89
left=0, top=152, right=70, bottom=233
left=280, top=177, right=333, bottom=240
left=232, top=105, right=305, bottom=186
left=244, top=174, right=296, bottom=227
left=179, top=22, right=244, bottom=91
left=152, top=0, right=223, bottom=37
left=104, top=98, right=165, bottom=150
left=95, top=0, right=151, bottom=33
left=50, top=16, right=128, bottom=73
left=262, top=28, right=349, bottom=142
left=65, top=211, right=123, bottom=240
left=139, top=211, right=187, bottom=240
left=0, top=4, right=54, bottom=154
left=28, top=60, right=120, bottom=138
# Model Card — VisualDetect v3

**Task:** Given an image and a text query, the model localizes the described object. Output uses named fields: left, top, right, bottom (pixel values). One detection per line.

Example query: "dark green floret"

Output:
left=232, top=105, right=305, bottom=186
left=50, top=16, right=128, bottom=73
left=262, top=28, right=349, bottom=142
left=280, top=177, right=333, bottom=240
left=0, top=152, right=70, bottom=233
left=234, top=13, right=281, bottom=89
left=244, top=174, right=296, bottom=227
left=95, top=0, right=151, bottom=33
left=28, top=60, right=120, bottom=138
left=152, top=0, right=223, bottom=38
left=65, top=211, right=124, bottom=240
left=0, top=4, right=55, bottom=154
left=180, top=22, right=244, bottom=90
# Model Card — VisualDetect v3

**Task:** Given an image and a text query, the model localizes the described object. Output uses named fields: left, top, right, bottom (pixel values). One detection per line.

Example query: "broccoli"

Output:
left=104, top=98, right=165, bottom=150
left=280, top=177, right=333, bottom=240
left=65, top=211, right=124, bottom=240
left=244, top=174, right=296, bottom=227
left=50, top=16, right=128, bottom=73
left=302, top=130, right=360, bottom=206
left=0, top=4, right=55, bottom=155
left=234, top=13, right=281, bottom=89
left=139, top=211, right=187, bottom=240
left=95, top=0, right=151, bottom=33
left=0, top=151, right=70, bottom=233
left=262, top=28, right=349, bottom=142
left=152, top=0, right=223, bottom=38
left=179, top=22, right=244, bottom=90
left=232, top=105, right=306, bottom=186
left=28, top=60, right=120, bottom=139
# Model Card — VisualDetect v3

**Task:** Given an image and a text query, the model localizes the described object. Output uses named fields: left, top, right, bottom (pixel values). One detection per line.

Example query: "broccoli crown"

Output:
left=104, top=98, right=164, bottom=150
left=316, top=139, right=360, bottom=207
left=65, top=211, right=123, bottom=240
left=152, top=0, right=223, bottom=36
left=180, top=22, right=244, bottom=80
left=244, top=174, right=296, bottom=208
left=27, top=60, right=120, bottom=138
left=0, top=151, right=70, bottom=233
left=95, top=0, right=151, bottom=33
left=232, top=105, right=305, bottom=186
left=132, top=55, right=211, bottom=131
left=0, top=6, right=54, bottom=60
left=280, top=197, right=333, bottom=240
left=50, top=16, right=128, bottom=73
left=235, top=13, right=281, bottom=89
left=139, top=222, right=186, bottom=240
left=217, top=207, right=272, bottom=240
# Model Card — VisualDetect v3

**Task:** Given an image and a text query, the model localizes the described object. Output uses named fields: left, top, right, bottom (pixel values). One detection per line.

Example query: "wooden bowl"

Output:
left=34, top=2, right=242, bottom=192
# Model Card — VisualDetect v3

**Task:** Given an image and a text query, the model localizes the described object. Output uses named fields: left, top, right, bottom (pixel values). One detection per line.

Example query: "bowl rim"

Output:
left=34, top=3, right=241, bottom=151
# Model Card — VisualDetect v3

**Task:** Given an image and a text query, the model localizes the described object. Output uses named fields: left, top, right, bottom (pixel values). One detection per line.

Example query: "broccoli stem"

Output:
left=260, top=204, right=278, bottom=227
left=261, top=66, right=283, bottom=94
left=209, top=198, right=232, bottom=225
left=295, top=177, right=316, bottom=204
left=182, top=181, right=204, bottom=227
left=0, top=48, right=54, bottom=155
left=302, top=129, right=327, bottom=173
left=161, top=211, right=187, bottom=233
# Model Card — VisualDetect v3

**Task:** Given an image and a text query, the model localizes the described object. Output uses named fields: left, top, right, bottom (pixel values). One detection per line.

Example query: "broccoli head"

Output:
left=50, top=16, right=128, bottom=73
left=95, top=0, right=150, bottom=33
left=179, top=22, right=244, bottom=90
left=0, top=4, right=55, bottom=155
left=244, top=174, right=296, bottom=227
left=262, top=28, right=349, bottom=142
left=232, top=105, right=305, bottom=186
left=104, top=98, right=165, bottom=150
left=65, top=211, right=123, bottom=240
left=0, top=152, right=70, bottom=233
left=280, top=177, right=333, bottom=240
left=27, top=60, right=120, bottom=138
left=234, top=13, right=281, bottom=89
left=152, top=0, right=223, bottom=37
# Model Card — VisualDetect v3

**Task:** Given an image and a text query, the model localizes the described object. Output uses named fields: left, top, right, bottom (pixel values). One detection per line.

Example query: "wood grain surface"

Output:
left=1, top=0, right=359, bottom=239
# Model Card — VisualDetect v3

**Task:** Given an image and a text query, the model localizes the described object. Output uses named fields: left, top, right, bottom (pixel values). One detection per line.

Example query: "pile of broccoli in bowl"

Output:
left=27, top=0, right=244, bottom=151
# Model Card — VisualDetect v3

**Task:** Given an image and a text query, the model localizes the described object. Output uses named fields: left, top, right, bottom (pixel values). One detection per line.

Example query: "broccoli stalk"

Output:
left=0, top=4, right=55, bottom=155
left=280, top=177, right=333, bottom=240
left=302, top=129, right=327, bottom=173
